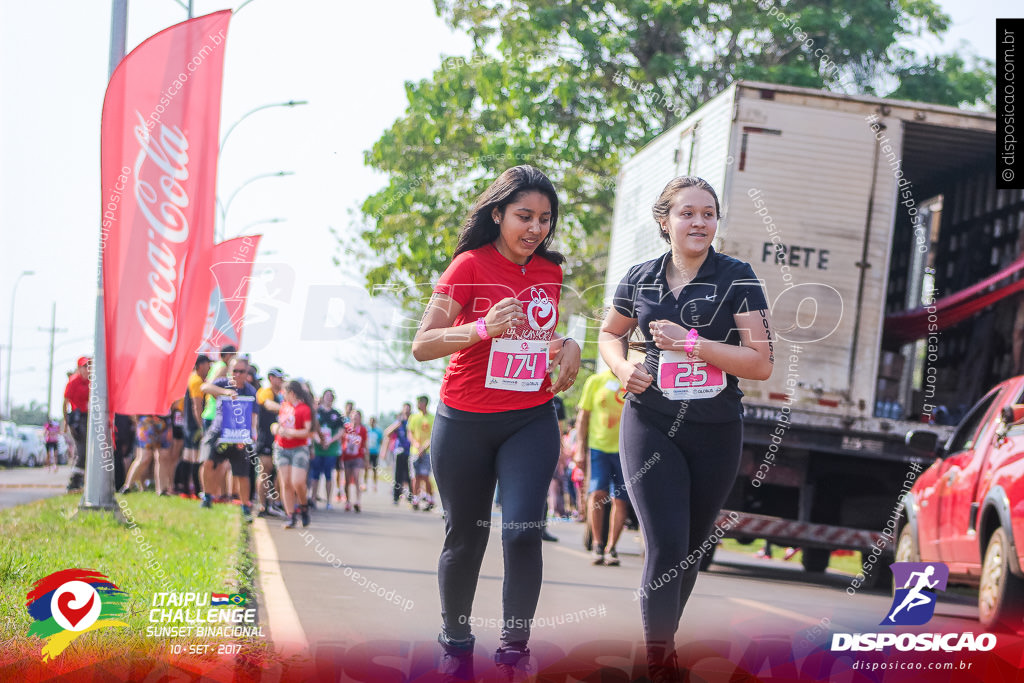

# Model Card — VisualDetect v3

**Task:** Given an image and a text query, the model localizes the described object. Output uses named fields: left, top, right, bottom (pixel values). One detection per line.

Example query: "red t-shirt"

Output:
left=64, top=373, right=90, bottom=412
left=341, top=423, right=368, bottom=462
left=275, top=401, right=311, bottom=449
left=434, top=244, right=562, bottom=413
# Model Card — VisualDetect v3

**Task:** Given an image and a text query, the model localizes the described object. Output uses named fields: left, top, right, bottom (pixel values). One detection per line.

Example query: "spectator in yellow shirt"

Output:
left=576, top=368, right=627, bottom=566
left=407, top=395, right=436, bottom=511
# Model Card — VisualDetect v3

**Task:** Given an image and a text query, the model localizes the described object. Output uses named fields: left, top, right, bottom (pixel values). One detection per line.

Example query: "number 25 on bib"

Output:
left=658, top=350, right=727, bottom=400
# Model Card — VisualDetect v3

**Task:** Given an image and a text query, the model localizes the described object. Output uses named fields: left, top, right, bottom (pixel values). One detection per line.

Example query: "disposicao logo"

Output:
left=883, top=562, right=949, bottom=626
left=831, top=562, right=996, bottom=653
left=26, top=569, right=129, bottom=661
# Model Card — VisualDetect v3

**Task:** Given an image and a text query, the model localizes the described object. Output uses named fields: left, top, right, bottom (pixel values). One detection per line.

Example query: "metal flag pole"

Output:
left=79, top=0, right=128, bottom=516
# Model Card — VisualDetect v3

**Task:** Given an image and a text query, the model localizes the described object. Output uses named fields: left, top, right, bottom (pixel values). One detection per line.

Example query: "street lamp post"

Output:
left=219, top=100, right=308, bottom=156
left=6, top=270, right=35, bottom=418
left=217, top=171, right=294, bottom=240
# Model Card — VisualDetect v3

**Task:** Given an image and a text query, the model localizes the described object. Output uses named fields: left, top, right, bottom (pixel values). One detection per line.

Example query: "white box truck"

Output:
left=605, top=80, right=1007, bottom=579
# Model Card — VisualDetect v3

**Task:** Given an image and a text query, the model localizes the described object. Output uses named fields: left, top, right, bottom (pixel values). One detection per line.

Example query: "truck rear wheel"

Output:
left=801, top=548, right=831, bottom=573
left=979, top=527, right=1024, bottom=630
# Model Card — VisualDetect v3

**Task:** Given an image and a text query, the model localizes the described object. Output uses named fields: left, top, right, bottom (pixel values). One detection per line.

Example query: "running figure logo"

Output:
left=882, top=562, right=949, bottom=626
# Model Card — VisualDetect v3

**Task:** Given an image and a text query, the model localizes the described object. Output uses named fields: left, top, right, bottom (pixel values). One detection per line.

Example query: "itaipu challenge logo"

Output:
left=25, top=569, right=129, bottom=661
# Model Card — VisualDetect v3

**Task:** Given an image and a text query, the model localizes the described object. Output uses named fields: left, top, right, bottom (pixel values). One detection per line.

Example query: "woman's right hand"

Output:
left=615, top=360, right=654, bottom=395
left=483, top=297, right=526, bottom=337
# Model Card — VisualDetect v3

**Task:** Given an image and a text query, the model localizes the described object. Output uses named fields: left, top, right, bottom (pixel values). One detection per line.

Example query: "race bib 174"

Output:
left=486, top=338, right=549, bottom=392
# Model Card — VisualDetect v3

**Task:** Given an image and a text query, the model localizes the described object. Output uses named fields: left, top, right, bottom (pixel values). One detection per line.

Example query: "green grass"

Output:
left=0, top=493, right=245, bottom=664
left=719, top=538, right=865, bottom=576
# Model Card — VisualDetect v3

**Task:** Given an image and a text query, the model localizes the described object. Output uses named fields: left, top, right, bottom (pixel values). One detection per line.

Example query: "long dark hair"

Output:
left=452, top=165, right=564, bottom=265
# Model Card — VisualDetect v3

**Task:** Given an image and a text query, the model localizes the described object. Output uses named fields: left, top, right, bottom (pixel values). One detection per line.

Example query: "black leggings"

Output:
left=432, top=400, right=560, bottom=645
left=619, top=401, right=742, bottom=648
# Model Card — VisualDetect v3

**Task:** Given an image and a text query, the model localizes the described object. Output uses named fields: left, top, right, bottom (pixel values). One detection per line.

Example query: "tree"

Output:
left=11, top=401, right=48, bottom=426
left=347, top=0, right=993, bottom=364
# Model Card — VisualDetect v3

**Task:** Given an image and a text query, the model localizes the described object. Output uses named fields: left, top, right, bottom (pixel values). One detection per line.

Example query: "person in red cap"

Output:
left=63, top=356, right=91, bottom=492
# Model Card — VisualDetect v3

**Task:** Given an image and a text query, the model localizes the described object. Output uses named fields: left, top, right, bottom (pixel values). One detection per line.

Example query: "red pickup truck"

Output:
left=900, top=375, right=1024, bottom=630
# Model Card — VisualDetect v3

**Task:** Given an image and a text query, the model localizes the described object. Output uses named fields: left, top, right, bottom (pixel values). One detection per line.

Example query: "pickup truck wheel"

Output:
left=895, top=525, right=920, bottom=563
left=979, top=527, right=1024, bottom=630
left=802, top=548, right=831, bottom=573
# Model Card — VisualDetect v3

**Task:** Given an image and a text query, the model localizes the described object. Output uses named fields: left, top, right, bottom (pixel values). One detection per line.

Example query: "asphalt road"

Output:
left=260, top=485, right=987, bottom=679
left=0, top=464, right=68, bottom=509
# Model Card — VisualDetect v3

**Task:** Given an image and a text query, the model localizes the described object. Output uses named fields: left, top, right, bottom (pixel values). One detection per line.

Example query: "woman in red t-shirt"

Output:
left=272, top=380, right=314, bottom=529
left=412, top=166, right=581, bottom=679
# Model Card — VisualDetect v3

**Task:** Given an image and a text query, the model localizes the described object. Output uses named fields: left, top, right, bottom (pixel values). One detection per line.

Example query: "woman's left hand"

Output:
left=649, top=319, right=691, bottom=351
left=548, top=338, right=582, bottom=394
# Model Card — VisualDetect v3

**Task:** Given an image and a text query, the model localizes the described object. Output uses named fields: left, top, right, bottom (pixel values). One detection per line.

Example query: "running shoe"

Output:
left=325, top=503, right=333, bottom=511
left=647, top=648, right=682, bottom=683
left=494, top=644, right=532, bottom=682
left=301, top=505, right=311, bottom=527
left=437, top=634, right=475, bottom=682
left=308, top=499, right=317, bottom=510
left=200, top=494, right=213, bottom=509
left=411, top=501, right=420, bottom=511
left=267, top=503, right=287, bottom=518
left=345, top=502, right=352, bottom=512
left=592, top=548, right=605, bottom=565
left=541, top=530, right=559, bottom=542
left=423, top=501, right=435, bottom=512
left=284, top=513, right=298, bottom=529
left=606, top=548, right=620, bottom=566
left=353, top=504, right=361, bottom=513
left=241, top=505, right=254, bottom=524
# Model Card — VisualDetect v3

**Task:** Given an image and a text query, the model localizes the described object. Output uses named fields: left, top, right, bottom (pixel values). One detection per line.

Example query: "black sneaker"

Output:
left=606, top=548, right=620, bottom=566
left=541, top=530, right=558, bottom=542
left=200, top=494, right=213, bottom=509
left=647, top=645, right=682, bottom=683
left=437, top=634, right=475, bottom=682
left=494, top=643, right=532, bottom=682
left=300, top=504, right=311, bottom=527
left=592, top=548, right=605, bottom=565
left=284, top=513, right=298, bottom=529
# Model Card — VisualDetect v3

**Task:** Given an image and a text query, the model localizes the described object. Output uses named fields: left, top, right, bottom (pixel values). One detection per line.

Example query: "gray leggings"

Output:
left=620, top=401, right=743, bottom=649
left=431, top=400, right=560, bottom=645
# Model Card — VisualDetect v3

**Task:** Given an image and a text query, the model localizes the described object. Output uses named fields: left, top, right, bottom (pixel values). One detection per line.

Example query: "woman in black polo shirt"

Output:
left=598, top=176, right=774, bottom=682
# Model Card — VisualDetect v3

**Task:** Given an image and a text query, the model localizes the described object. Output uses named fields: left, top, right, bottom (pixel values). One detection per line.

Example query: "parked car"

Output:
left=899, top=376, right=1024, bottom=630
left=16, top=426, right=45, bottom=467
left=0, top=420, right=22, bottom=466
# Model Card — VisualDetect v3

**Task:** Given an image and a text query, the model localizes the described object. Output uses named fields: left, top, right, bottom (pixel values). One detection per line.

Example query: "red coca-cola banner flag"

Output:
left=101, top=11, right=231, bottom=414
left=198, top=235, right=263, bottom=354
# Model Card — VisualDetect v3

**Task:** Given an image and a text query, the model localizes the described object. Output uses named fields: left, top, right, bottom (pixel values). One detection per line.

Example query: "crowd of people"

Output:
left=61, top=346, right=447, bottom=530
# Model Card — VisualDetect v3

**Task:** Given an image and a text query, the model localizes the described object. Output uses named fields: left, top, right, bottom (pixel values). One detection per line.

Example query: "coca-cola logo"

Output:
left=132, top=112, right=190, bottom=354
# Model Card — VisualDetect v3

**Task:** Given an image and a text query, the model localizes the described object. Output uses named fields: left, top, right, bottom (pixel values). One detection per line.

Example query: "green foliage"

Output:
left=10, top=401, right=48, bottom=426
left=349, top=0, right=993, bottom=347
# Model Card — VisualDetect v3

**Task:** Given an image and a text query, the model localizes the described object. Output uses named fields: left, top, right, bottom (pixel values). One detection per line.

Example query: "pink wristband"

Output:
left=476, top=317, right=491, bottom=341
left=683, top=328, right=699, bottom=354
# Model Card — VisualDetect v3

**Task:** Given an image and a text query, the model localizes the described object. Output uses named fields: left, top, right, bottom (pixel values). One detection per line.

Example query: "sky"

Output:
left=0, top=0, right=1012, bottom=421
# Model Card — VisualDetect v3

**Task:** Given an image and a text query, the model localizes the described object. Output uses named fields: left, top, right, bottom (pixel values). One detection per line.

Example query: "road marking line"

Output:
left=728, top=597, right=832, bottom=627
left=252, top=517, right=308, bottom=656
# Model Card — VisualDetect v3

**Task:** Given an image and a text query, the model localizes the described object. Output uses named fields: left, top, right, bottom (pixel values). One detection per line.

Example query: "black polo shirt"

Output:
left=612, top=247, right=768, bottom=423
